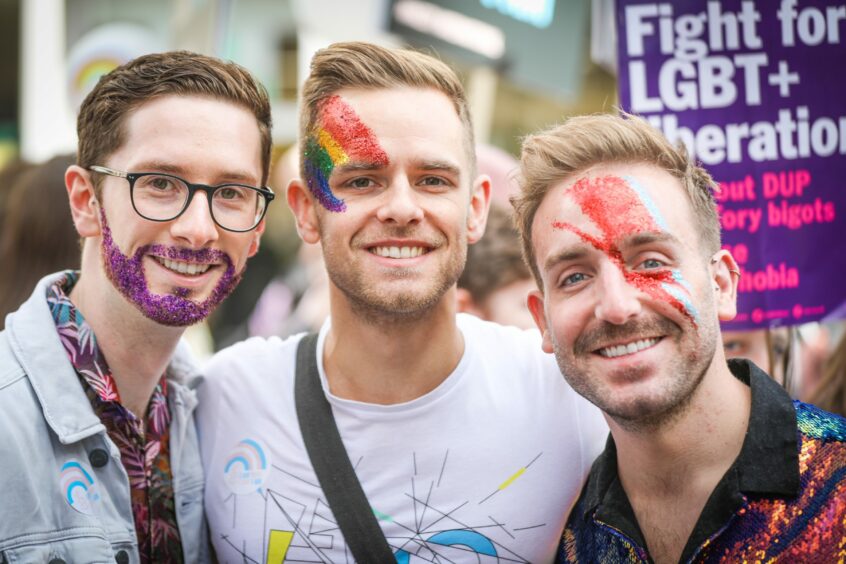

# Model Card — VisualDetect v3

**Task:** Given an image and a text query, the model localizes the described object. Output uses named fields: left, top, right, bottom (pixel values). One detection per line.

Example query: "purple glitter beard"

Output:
left=99, top=210, right=243, bottom=327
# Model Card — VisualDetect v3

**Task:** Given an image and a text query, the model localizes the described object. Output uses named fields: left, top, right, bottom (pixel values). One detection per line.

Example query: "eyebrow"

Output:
left=543, top=245, right=592, bottom=274
left=415, top=160, right=461, bottom=177
left=134, top=161, right=259, bottom=185
left=621, top=231, right=682, bottom=249
left=333, top=161, right=386, bottom=175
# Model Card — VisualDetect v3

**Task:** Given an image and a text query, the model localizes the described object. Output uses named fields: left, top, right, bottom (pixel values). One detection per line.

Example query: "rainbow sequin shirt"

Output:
left=558, top=359, right=846, bottom=563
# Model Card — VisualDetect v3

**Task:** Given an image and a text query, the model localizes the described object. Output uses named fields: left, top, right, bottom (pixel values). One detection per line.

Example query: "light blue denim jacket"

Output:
left=0, top=272, right=209, bottom=563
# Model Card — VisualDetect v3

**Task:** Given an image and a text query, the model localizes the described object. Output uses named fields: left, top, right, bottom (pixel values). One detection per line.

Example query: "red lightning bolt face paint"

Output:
left=553, top=174, right=699, bottom=324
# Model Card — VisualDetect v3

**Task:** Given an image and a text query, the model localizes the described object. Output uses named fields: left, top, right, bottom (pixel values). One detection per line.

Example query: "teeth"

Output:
left=372, top=246, right=426, bottom=259
left=158, top=257, right=212, bottom=275
left=599, top=338, right=659, bottom=359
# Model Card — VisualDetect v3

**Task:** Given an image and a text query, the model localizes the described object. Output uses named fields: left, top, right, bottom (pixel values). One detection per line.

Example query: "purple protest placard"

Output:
left=616, top=0, right=846, bottom=329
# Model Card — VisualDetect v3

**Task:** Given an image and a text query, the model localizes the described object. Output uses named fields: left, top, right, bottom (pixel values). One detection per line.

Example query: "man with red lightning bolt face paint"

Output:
left=515, top=114, right=846, bottom=564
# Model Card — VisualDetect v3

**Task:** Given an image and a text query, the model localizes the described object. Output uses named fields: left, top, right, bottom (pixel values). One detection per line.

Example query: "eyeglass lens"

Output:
left=132, top=174, right=266, bottom=231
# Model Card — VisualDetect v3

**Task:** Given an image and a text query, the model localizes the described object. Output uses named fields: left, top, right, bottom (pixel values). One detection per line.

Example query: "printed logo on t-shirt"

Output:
left=224, top=438, right=272, bottom=495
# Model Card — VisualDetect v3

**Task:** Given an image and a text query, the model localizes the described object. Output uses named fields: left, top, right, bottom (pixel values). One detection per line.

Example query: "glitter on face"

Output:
left=552, top=174, right=698, bottom=324
left=303, top=95, right=390, bottom=212
left=99, top=210, right=242, bottom=327
left=624, top=175, right=669, bottom=231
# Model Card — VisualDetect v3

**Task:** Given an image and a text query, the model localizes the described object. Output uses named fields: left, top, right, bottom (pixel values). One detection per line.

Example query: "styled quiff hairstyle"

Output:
left=299, top=41, right=476, bottom=176
left=513, top=113, right=721, bottom=289
left=77, top=50, right=273, bottom=189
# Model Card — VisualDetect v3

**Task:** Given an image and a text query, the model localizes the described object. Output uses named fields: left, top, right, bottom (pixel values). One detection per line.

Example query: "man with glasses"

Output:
left=0, top=51, right=271, bottom=563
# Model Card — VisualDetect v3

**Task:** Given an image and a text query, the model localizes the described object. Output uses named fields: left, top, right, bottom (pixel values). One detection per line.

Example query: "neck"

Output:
left=70, top=263, right=183, bottom=419
left=612, top=357, right=752, bottom=497
left=323, top=285, right=464, bottom=404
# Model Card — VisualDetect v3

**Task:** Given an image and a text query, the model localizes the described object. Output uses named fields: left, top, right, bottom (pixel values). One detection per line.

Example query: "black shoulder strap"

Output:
left=294, top=333, right=395, bottom=562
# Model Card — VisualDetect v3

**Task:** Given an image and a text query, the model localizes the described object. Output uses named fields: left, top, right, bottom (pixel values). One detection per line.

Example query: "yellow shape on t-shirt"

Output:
left=266, top=529, right=294, bottom=563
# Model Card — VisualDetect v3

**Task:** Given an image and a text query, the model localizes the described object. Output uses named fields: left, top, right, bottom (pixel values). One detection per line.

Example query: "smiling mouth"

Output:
left=369, top=246, right=429, bottom=259
left=597, top=337, right=662, bottom=359
left=154, top=256, right=215, bottom=276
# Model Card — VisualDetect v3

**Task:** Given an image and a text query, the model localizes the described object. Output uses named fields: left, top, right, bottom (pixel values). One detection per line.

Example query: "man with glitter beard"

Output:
left=197, top=42, right=608, bottom=563
left=514, top=113, right=846, bottom=563
left=0, top=52, right=272, bottom=562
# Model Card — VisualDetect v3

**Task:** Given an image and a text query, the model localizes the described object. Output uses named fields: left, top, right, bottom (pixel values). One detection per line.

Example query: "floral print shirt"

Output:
left=48, top=272, right=183, bottom=563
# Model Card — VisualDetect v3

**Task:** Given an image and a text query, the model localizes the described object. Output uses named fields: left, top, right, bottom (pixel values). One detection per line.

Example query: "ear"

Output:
left=247, top=218, right=265, bottom=257
left=711, top=249, right=739, bottom=322
left=466, top=174, right=491, bottom=244
left=527, top=289, right=554, bottom=353
left=66, top=165, right=101, bottom=237
left=287, top=178, right=321, bottom=244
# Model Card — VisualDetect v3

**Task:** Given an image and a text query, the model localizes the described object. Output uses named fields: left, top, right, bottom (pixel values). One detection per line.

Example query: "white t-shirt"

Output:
left=198, top=314, right=607, bottom=564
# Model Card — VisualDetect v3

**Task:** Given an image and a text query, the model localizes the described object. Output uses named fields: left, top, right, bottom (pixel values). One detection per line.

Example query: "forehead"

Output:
left=326, top=87, right=468, bottom=168
left=531, top=162, right=698, bottom=258
left=115, top=95, right=262, bottom=178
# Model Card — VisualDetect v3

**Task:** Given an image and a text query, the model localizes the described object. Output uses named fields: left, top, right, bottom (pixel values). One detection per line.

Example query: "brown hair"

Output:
left=459, top=204, right=531, bottom=303
left=77, top=50, right=272, bottom=189
left=513, top=113, right=720, bottom=289
left=0, top=155, right=79, bottom=327
left=299, top=42, right=475, bottom=175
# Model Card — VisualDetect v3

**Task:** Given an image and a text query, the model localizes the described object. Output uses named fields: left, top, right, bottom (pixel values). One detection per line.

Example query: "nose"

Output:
left=170, top=192, right=219, bottom=247
left=375, top=180, right=424, bottom=226
left=594, top=264, right=641, bottom=325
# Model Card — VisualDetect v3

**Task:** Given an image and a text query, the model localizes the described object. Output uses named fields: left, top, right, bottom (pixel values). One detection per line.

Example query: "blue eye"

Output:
left=639, top=258, right=664, bottom=270
left=561, top=272, right=588, bottom=287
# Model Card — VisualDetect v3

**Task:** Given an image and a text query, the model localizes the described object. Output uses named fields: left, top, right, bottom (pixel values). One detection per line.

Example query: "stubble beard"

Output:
left=551, top=313, right=719, bottom=434
left=322, top=230, right=467, bottom=328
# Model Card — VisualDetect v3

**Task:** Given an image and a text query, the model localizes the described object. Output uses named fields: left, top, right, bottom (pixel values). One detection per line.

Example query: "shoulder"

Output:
left=205, top=332, right=304, bottom=375
left=0, top=330, right=25, bottom=390
left=794, top=400, right=846, bottom=443
left=0, top=333, right=49, bottom=458
left=198, top=332, right=306, bottom=402
left=0, top=330, right=38, bottom=413
left=457, top=313, right=546, bottom=363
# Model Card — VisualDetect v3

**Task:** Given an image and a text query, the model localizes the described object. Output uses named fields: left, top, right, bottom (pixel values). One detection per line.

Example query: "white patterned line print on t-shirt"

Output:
left=217, top=448, right=546, bottom=563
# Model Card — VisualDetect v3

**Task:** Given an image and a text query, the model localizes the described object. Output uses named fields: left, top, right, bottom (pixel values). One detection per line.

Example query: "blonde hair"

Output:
left=513, top=113, right=720, bottom=288
left=299, top=42, right=475, bottom=174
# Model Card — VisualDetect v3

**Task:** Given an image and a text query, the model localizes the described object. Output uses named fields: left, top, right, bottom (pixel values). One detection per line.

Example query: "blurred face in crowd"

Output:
left=468, top=278, right=537, bottom=330
left=723, top=328, right=789, bottom=385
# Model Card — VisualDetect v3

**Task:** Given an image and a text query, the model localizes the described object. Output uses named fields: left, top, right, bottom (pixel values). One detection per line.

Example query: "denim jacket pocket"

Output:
left=0, top=530, right=128, bottom=564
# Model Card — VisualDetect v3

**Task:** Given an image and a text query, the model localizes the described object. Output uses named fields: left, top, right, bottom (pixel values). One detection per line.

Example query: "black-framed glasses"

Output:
left=89, top=165, right=274, bottom=233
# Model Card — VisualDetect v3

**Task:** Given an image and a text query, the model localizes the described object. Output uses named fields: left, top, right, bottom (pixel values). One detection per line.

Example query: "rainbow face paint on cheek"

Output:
left=99, top=210, right=243, bottom=327
left=552, top=175, right=699, bottom=324
left=303, top=95, right=389, bottom=212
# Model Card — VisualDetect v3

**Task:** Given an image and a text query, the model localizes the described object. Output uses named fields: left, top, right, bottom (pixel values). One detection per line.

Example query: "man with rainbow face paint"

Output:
left=515, top=113, right=846, bottom=563
left=198, top=42, right=608, bottom=563
left=0, top=52, right=272, bottom=562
